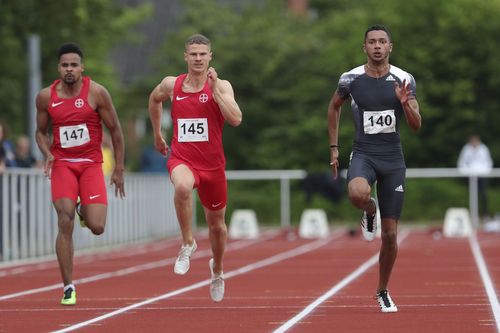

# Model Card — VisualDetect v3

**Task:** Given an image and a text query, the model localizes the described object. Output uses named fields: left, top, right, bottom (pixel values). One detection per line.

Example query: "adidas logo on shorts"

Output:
left=394, top=185, right=404, bottom=192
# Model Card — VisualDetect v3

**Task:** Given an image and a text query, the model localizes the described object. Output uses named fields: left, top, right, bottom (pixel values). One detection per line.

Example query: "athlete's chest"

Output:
left=173, top=91, right=215, bottom=116
left=49, top=98, right=96, bottom=122
left=350, top=76, right=399, bottom=110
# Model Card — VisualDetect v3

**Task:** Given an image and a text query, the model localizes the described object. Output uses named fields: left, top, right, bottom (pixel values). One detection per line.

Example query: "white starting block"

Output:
left=299, top=209, right=329, bottom=238
left=443, top=207, right=473, bottom=237
left=229, top=209, right=259, bottom=239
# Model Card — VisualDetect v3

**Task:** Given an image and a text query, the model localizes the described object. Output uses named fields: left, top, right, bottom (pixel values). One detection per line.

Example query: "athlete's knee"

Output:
left=348, top=191, right=371, bottom=209
left=87, top=217, right=106, bottom=235
left=57, top=214, right=74, bottom=234
left=174, top=182, right=193, bottom=201
left=209, top=221, right=227, bottom=236
left=381, top=228, right=397, bottom=246
left=90, top=223, right=105, bottom=235
left=348, top=181, right=371, bottom=208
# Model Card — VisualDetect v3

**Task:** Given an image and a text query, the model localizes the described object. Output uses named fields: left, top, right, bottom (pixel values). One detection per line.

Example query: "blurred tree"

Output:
left=142, top=0, right=500, bottom=170
left=3, top=0, right=500, bottom=172
left=0, top=0, right=152, bottom=134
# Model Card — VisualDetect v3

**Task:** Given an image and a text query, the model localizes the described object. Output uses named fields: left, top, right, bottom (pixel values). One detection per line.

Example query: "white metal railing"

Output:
left=1, top=169, right=178, bottom=262
left=226, top=170, right=307, bottom=228
left=227, top=168, right=500, bottom=229
left=405, top=168, right=500, bottom=227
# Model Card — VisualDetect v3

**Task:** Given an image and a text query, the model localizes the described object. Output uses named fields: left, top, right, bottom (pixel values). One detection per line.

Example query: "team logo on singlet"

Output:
left=74, top=98, right=84, bottom=108
left=199, top=93, right=208, bottom=103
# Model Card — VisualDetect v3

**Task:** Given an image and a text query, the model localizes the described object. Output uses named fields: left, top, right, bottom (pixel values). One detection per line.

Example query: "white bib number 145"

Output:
left=59, top=124, right=90, bottom=148
left=178, top=118, right=208, bottom=142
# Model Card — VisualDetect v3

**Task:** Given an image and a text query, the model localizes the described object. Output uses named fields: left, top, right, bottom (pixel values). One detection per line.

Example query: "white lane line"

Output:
left=0, top=230, right=280, bottom=301
left=469, top=232, right=500, bottom=333
left=51, top=235, right=338, bottom=333
left=272, top=229, right=410, bottom=333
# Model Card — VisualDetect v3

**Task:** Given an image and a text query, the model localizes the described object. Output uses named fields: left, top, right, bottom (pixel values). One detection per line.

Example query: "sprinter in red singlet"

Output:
left=148, top=34, right=242, bottom=302
left=35, top=43, right=125, bottom=306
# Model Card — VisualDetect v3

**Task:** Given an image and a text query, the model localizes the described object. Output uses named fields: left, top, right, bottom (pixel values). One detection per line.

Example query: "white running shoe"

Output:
left=376, top=289, right=398, bottom=313
left=209, top=258, right=225, bottom=302
left=361, top=197, right=378, bottom=241
left=174, top=240, right=197, bottom=275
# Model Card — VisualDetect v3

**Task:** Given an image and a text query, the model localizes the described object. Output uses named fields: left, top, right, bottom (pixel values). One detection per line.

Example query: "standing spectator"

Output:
left=457, top=134, right=493, bottom=219
left=0, top=120, right=17, bottom=167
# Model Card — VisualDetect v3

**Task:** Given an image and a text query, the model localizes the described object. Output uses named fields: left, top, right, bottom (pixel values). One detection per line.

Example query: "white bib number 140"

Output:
left=59, top=124, right=90, bottom=148
left=177, top=118, right=208, bottom=142
left=363, top=110, right=396, bottom=134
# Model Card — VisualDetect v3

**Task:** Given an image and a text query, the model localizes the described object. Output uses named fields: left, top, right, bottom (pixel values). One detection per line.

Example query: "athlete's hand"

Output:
left=395, top=79, right=412, bottom=105
left=44, top=154, right=55, bottom=179
left=110, top=168, right=125, bottom=199
left=330, top=149, right=339, bottom=179
left=154, top=136, right=169, bottom=156
left=207, top=67, right=218, bottom=90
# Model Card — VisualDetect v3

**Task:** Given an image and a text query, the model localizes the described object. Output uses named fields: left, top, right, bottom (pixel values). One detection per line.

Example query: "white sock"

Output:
left=64, top=284, right=75, bottom=292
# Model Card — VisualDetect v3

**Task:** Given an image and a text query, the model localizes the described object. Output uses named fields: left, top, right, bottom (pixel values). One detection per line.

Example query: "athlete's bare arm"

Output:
left=207, top=67, right=242, bottom=127
left=92, top=81, right=126, bottom=198
left=148, top=76, right=176, bottom=156
left=395, top=80, right=421, bottom=131
left=35, top=87, right=55, bottom=178
left=327, top=89, right=344, bottom=179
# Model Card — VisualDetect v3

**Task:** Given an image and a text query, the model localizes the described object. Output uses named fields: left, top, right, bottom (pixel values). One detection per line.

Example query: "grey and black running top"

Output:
left=337, top=64, right=416, bottom=156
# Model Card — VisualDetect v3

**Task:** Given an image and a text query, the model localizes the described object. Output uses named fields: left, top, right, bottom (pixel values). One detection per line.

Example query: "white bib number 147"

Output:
left=178, top=118, right=208, bottom=142
left=59, top=124, right=90, bottom=148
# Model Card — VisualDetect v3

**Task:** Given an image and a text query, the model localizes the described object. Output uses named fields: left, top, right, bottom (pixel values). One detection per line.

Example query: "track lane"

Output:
left=1, top=228, right=499, bottom=333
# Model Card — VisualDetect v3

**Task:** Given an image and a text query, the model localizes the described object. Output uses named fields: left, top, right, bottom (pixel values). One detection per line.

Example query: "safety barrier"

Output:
left=0, top=169, right=178, bottom=262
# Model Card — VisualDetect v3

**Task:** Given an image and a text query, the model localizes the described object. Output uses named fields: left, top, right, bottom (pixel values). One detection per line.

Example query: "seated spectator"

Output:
left=140, top=144, right=167, bottom=173
left=0, top=143, right=6, bottom=173
left=14, top=135, right=41, bottom=168
left=0, top=120, right=16, bottom=167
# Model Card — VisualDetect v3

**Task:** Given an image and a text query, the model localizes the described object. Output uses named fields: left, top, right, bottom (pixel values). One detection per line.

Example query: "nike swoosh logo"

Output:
left=89, top=195, right=101, bottom=200
left=176, top=96, right=189, bottom=101
left=51, top=101, right=64, bottom=107
left=211, top=202, right=223, bottom=208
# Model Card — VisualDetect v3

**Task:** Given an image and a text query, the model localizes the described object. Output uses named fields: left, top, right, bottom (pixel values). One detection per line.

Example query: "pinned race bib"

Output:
left=178, top=118, right=209, bottom=142
left=59, top=124, right=90, bottom=148
left=363, top=110, right=396, bottom=134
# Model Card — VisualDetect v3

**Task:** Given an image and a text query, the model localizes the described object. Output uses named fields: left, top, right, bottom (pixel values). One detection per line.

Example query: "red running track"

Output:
left=0, top=227, right=499, bottom=333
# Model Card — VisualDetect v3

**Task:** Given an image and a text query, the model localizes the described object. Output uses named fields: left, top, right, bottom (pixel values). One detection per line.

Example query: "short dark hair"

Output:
left=185, top=34, right=211, bottom=50
left=364, top=24, right=391, bottom=42
left=57, top=42, right=83, bottom=61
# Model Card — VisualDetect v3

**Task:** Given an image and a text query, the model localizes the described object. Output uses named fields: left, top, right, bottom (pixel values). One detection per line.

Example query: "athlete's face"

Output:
left=184, top=43, right=212, bottom=73
left=58, top=53, right=84, bottom=85
left=363, top=30, right=392, bottom=63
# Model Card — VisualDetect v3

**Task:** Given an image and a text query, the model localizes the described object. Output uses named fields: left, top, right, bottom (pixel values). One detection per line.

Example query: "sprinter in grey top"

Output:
left=327, top=24, right=421, bottom=313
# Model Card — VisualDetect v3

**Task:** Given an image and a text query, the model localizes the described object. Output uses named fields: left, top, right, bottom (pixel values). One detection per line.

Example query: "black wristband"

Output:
left=330, top=144, right=339, bottom=148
